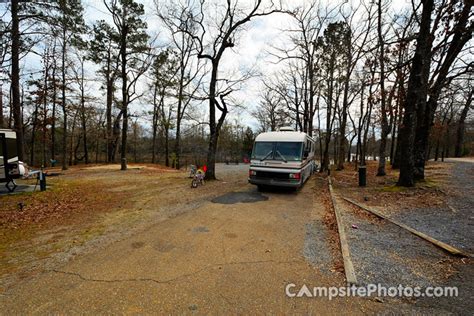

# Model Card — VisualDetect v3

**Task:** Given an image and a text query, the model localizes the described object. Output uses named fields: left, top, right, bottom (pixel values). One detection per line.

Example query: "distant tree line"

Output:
left=0, top=0, right=472, bottom=186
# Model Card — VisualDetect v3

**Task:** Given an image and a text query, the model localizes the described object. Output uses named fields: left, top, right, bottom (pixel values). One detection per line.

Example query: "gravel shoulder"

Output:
left=390, top=159, right=474, bottom=254
left=332, top=159, right=474, bottom=314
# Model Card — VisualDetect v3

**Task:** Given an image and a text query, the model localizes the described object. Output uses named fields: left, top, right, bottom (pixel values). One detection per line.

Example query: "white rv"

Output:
left=1, top=129, right=27, bottom=192
left=248, top=128, right=316, bottom=190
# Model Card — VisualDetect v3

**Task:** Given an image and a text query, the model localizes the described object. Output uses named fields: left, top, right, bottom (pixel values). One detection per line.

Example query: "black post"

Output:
left=358, top=165, right=367, bottom=187
left=39, top=167, right=46, bottom=191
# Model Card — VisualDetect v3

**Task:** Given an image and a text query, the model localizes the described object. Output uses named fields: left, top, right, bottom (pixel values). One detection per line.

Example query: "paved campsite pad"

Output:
left=0, top=167, right=388, bottom=314
left=0, top=184, right=37, bottom=195
left=211, top=190, right=269, bottom=204
left=2, top=162, right=471, bottom=313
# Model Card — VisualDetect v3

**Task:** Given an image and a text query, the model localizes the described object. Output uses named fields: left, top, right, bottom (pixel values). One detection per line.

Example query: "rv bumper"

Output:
left=248, top=177, right=302, bottom=188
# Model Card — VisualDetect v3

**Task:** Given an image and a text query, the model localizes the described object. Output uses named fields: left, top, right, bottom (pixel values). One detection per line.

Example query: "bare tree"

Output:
left=184, top=0, right=287, bottom=179
left=155, top=0, right=205, bottom=169
left=252, top=86, right=288, bottom=132
left=413, top=0, right=473, bottom=180
left=337, top=0, right=375, bottom=170
left=397, top=0, right=434, bottom=187
left=454, top=85, right=473, bottom=157
left=11, top=0, right=23, bottom=161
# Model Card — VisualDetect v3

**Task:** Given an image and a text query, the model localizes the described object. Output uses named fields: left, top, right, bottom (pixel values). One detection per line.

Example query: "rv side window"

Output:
left=303, top=140, right=310, bottom=157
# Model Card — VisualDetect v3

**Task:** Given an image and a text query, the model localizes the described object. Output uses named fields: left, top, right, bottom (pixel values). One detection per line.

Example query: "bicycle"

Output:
left=191, top=170, right=205, bottom=188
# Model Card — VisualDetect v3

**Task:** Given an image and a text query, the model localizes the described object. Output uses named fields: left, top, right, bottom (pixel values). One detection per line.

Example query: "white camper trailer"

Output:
left=248, top=127, right=316, bottom=190
left=0, top=129, right=27, bottom=192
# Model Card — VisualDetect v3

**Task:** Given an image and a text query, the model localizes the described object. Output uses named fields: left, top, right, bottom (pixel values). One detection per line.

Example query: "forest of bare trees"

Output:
left=0, top=0, right=472, bottom=186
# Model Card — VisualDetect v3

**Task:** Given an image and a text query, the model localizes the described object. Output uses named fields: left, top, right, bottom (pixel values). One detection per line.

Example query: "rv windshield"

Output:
left=252, top=142, right=274, bottom=160
left=252, top=142, right=303, bottom=161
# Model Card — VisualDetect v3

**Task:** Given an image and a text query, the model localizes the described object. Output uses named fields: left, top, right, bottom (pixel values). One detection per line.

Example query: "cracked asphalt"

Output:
left=0, top=165, right=383, bottom=314
left=5, top=162, right=466, bottom=314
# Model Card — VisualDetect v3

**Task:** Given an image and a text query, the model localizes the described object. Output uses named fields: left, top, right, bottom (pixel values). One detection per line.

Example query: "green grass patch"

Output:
left=416, top=178, right=438, bottom=188
left=380, top=185, right=409, bottom=192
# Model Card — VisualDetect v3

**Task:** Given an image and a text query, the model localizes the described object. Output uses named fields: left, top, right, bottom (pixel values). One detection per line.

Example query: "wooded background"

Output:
left=0, top=0, right=472, bottom=186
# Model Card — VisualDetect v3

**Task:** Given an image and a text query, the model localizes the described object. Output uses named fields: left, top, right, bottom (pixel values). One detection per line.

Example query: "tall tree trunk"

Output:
left=389, top=92, right=399, bottom=164
left=106, top=81, right=113, bottom=163
left=111, top=113, right=122, bottom=163
left=120, top=8, right=128, bottom=171
left=443, top=118, right=452, bottom=160
left=133, top=121, right=138, bottom=163
left=376, top=0, right=389, bottom=176
left=337, top=43, right=352, bottom=171
left=51, top=53, right=57, bottom=164
left=392, top=102, right=404, bottom=169
left=307, top=53, right=315, bottom=137
left=174, top=116, right=181, bottom=168
left=69, top=109, right=78, bottom=166
left=95, top=129, right=100, bottom=164
left=355, top=82, right=365, bottom=169
left=80, top=64, right=89, bottom=164
left=151, top=85, right=158, bottom=164
left=30, top=102, right=39, bottom=165
left=397, top=0, right=433, bottom=186
left=164, top=127, right=169, bottom=167
left=61, top=27, right=68, bottom=170
left=206, top=61, right=227, bottom=180
left=413, top=1, right=472, bottom=179
left=362, top=70, right=375, bottom=167
left=454, top=89, right=472, bottom=157
left=11, top=0, right=24, bottom=162
left=317, top=105, right=323, bottom=166
left=42, top=57, right=49, bottom=167
left=321, top=58, right=335, bottom=172
left=174, top=65, right=185, bottom=170
left=106, top=56, right=114, bottom=163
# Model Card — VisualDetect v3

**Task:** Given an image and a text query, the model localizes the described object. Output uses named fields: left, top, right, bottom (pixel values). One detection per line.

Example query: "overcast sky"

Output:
left=2, top=0, right=412, bottom=133
left=77, top=0, right=306, bottom=131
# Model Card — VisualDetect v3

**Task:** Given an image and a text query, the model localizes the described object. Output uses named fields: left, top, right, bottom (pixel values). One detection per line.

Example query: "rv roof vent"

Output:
left=279, top=126, right=295, bottom=132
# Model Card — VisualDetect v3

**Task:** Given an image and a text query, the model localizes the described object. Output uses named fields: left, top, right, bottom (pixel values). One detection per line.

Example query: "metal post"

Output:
left=358, top=165, right=367, bottom=187
left=39, top=166, right=46, bottom=191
